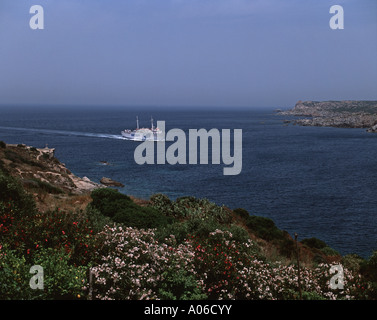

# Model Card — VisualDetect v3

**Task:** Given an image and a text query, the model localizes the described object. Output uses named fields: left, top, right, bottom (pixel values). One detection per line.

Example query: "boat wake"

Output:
left=0, top=126, right=126, bottom=140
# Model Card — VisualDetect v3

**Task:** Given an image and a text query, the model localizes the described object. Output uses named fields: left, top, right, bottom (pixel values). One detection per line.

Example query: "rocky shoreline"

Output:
left=0, top=142, right=101, bottom=195
left=278, top=100, right=377, bottom=132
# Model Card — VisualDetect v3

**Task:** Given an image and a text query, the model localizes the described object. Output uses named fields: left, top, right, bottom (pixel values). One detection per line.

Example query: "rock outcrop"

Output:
left=279, top=100, right=377, bottom=132
left=0, top=142, right=100, bottom=195
left=100, top=177, right=125, bottom=187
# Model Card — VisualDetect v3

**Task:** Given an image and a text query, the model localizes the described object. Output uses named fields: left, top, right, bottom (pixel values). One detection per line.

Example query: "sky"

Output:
left=0, top=0, right=376, bottom=109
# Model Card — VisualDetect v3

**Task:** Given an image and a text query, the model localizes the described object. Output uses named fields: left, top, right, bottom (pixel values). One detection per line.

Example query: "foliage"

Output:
left=233, top=208, right=250, bottom=220
left=157, top=267, right=207, bottom=300
left=30, top=247, right=88, bottom=300
left=301, top=237, right=327, bottom=250
left=1, top=170, right=376, bottom=300
left=0, top=245, right=31, bottom=299
left=29, top=178, right=64, bottom=194
left=150, top=194, right=232, bottom=224
left=0, top=246, right=87, bottom=300
left=91, top=226, right=205, bottom=300
left=190, top=229, right=260, bottom=299
left=85, top=206, right=113, bottom=233
left=4, top=149, right=45, bottom=169
left=320, top=246, right=340, bottom=256
left=89, top=188, right=172, bottom=229
left=359, top=250, right=377, bottom=299
left=0, top=172, right=37, bottom=221
left=341, top=254, right=366, bottom=273
left=246, top=215, right=283, bottom=241
left=2, top=206, right=96, bottom=266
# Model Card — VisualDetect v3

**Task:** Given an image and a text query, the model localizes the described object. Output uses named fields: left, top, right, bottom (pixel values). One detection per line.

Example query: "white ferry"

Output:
left=121, top=116, right=163, bottom=141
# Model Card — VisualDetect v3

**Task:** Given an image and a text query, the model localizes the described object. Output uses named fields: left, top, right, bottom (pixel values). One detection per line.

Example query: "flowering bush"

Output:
left=0, top=201, right=15, bottom=239
left=90, top=225, right=206, bottom=300
left=189, top=229, right=367, bottom=300
left=2, top=208, right=96, bottom=266
left=190, top=229, right=259, bottom=299
left=237, top=261, right=366, bottom=300
left=86, top=224, right=372, bottom=300
left=1, top=173, right=374, bottom=300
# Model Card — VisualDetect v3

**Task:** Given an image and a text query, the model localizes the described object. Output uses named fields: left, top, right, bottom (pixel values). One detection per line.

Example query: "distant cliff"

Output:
left=279, top=100, right=377, bottom=132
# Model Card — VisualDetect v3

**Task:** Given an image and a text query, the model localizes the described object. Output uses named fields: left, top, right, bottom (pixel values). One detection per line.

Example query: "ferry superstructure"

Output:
left=121, top=116, right=163, bottom=141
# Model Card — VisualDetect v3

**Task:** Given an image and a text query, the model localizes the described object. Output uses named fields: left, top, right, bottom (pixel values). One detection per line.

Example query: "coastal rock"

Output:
left=100, top=177, right=125, bottom=187
left=367, top=124, right=377, bottom=133
left=278, top=100, right=377, bottom=131
left=72, top=176, right=100, bottom=193
left=0, top=143, right=101, bottom=194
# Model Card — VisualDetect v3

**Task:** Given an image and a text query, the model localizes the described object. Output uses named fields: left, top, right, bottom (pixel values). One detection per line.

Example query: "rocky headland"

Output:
left=278, top=100, right=377, bottom=132
left=0, top=142, right=102, bottom=211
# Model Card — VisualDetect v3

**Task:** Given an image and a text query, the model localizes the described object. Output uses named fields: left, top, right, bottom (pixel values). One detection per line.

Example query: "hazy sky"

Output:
left=0, top=0, right=376, bottom=108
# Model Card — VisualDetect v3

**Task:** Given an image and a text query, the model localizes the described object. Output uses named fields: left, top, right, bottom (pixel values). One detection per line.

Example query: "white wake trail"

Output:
left=0, top=126, right=126, bottom=140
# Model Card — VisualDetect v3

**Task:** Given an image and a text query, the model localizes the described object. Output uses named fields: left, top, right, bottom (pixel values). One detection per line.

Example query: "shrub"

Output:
left=359, top=250, right=377, bottom=299
left=341, top=254, right=365, bottom=273
left=113, top=205, right=173, bottom=229
left=301, top=237, right=327, bottom=250
left=233, top=208, right=250, bottom=220
left=0, top=140, right=6, bottom=148
left=0, top=172, right=37, bottom=220
left=3, top=208, right=96, bottom=266
left=29, top=178, right=63, bottom=194
left=246, top=216, right=283, bottom=241
left=190, top=229, right=260, bottom=299
left=0, top=173, right=37, bottom=245
left=278, top=235, right=296, bottom=258
left=0, top=245, right=87, bottom=300
left=0, top=245, right=31, bottom=299
left=158, top=267, right=207, bottom=300
left=90, top=188, right=172, bottom=229
left=30, top=247, right=88, bottom=300
left=4, top=149, right=45, bottom=169
left=173, top=196, right=232, bottom=223
left=320, top=246, right=340, bottom=256
left=91, top=226, right=204, bottom=300
left=149, top=193, right=174, bottom=216
left=85, top=206, right=113, bottom=233
left=155, top=221, right=191, bottom=244
left=150, top=194, right=232, bottom=224
left=89, top=188, right=133, bottom=218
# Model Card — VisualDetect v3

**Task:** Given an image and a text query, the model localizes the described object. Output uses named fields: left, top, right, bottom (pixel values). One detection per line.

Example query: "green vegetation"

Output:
left=1, top=157, right=376, bottom=300
left=89, top=188, right=173, bottom=229
left=29, top=178, right=64, bottom=194
left=4, top=149, right=45, bottom=169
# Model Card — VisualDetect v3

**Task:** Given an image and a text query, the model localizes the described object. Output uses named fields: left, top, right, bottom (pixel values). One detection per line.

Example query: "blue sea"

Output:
left=0, top=106, right=376, bottom=258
